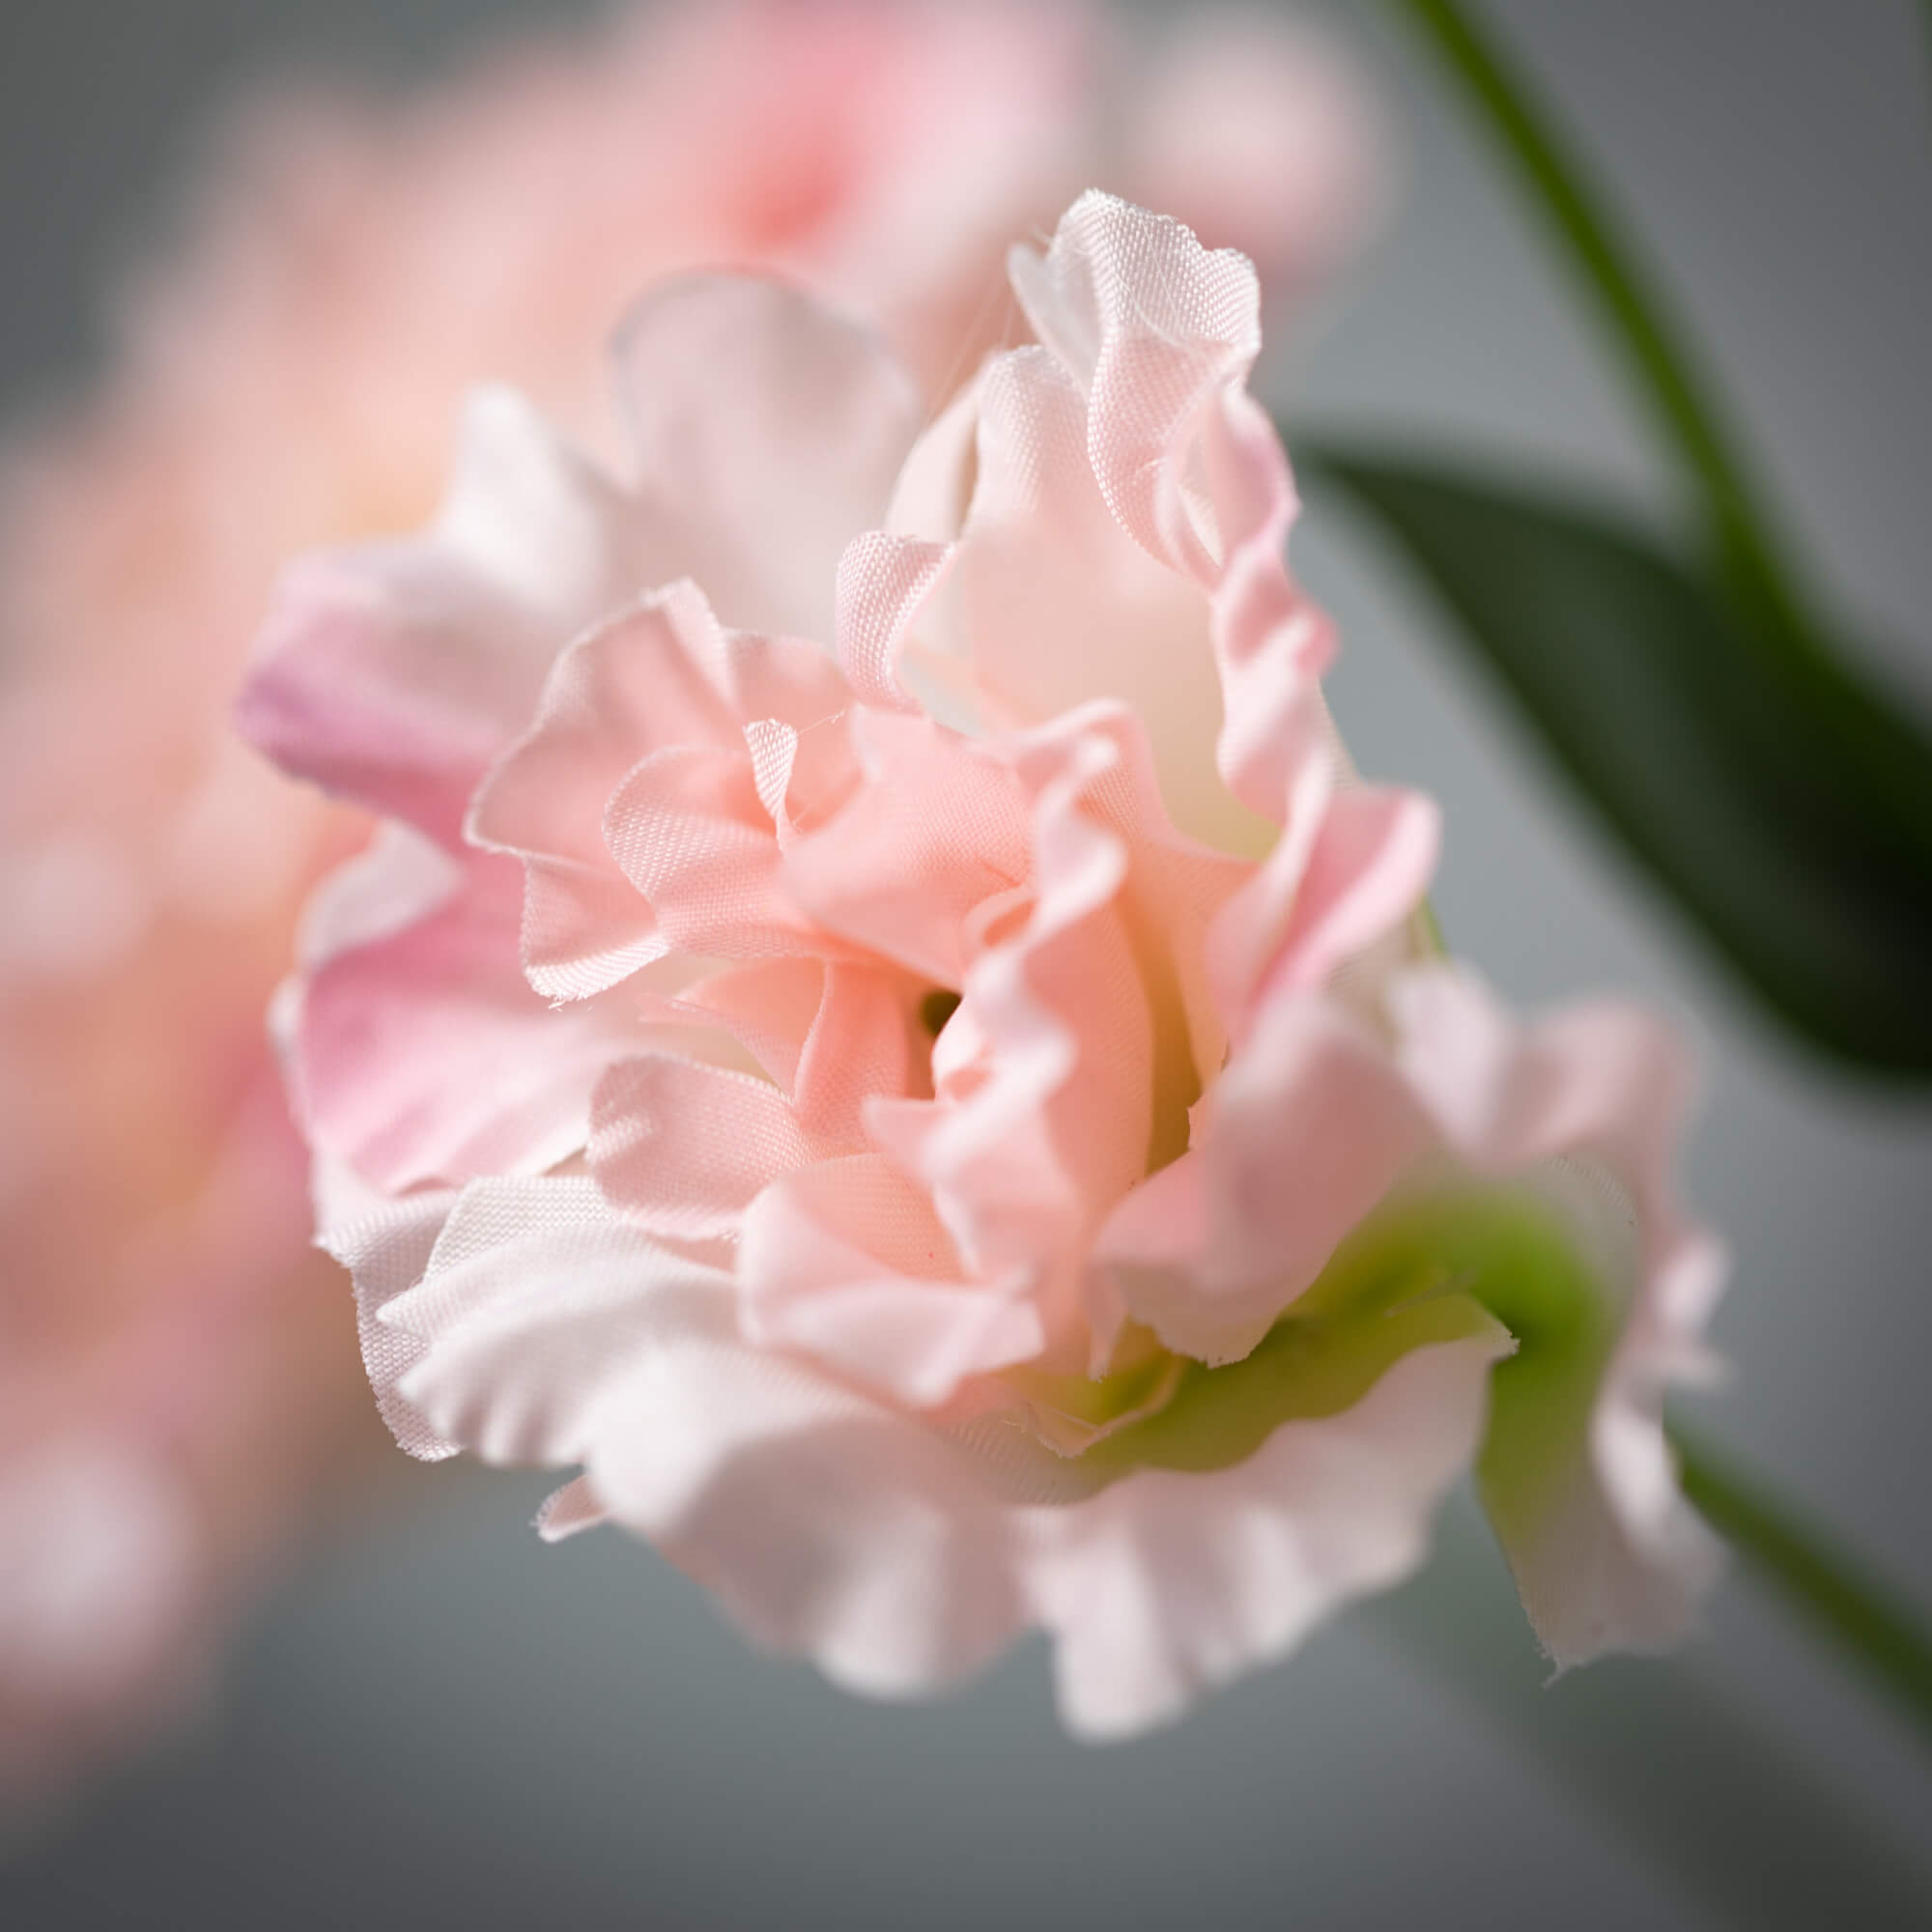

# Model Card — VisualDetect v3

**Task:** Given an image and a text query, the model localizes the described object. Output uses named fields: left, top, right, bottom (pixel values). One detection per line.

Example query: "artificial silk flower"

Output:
left=0, top=3, right=1383, bottom=1782
left=241, top=190, right=1725, bottom=1738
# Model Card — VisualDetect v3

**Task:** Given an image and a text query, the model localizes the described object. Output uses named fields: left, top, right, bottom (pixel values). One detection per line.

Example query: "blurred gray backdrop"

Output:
left=2, top=1, right=1928, bottom=1926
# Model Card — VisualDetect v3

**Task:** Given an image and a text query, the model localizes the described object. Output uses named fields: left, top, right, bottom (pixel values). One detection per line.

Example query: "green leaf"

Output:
left=1297, top=440, right=1932, bottom=1082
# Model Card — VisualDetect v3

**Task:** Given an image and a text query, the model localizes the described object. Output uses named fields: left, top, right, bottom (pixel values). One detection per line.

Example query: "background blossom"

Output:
left=0, top=0, right=1385, bottom=1791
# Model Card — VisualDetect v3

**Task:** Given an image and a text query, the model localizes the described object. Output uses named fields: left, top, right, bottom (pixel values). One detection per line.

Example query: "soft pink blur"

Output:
left=0, top=1, right=1386, bottom=1790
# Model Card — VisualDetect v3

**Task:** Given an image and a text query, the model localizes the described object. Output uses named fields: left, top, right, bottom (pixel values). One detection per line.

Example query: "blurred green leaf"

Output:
left=1296, top=440, right=1932, bottom=1081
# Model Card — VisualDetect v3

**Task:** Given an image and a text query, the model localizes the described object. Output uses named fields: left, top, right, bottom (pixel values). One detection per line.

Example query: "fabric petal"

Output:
left=315, top=1179, right=461, bottom=1462
left=1390, top=966, right=1728, bottom=1664
left=295, top=840, right=624, bottom=1192
left=589, top=1054, right=831, bottom=1241
left=585, top=1329, right=1028, bottom=1703
left=236, top=387, right=638, bottom=845
left=867, top=710, right=1158, bottom=1362
left=1099, top=995, right=1433, bottom=1365
left=782, top=708, right=1031, bottom=988
left=740, top=1153, right=1041, bottom=1407
left=1005, top=190, right=1336, bottom=830
left=951, top=345, right=1268, bottom=858
left=387, top=1176, right=735, bottom=1466
left=603, top=744, right=823, bottom=960
left=611, top=274, right=922, bottom=641
left=1028, top=1331, right=1503, bottom=1740
left=534, top=1477, right=608, bottom=1544
left=466, top=582, right=740, bottom=1000
left=1211, top=767, right=1439, bottom=1037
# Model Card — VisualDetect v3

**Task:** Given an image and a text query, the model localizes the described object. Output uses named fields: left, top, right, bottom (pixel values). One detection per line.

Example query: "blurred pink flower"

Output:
left=0, top=2, right=1388, bottom=1786
left=242, top=192, right=1723, bottom=1738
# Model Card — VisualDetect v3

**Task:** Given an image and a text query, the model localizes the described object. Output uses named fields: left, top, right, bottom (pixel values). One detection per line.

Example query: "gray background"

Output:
left=2, top=1, right=1928, bottom=1925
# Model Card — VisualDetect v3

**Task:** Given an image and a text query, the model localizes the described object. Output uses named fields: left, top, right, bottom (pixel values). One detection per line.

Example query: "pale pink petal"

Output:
left=1099, top=996, right=1433, bottom=1365
left=1211, top=769, right=1440, bottom=1036
left=834, top=532, right=951, bottom=713
left=611, top=273, right=922, bottom=641
left=467, top=582, right=740, bottom=1000
left=589, top=1054, right=830, bottom=1241
left=672, top=957, right=829, bottom=1096
left=1027, top=1331, right=1506, bottom=1740
left=883, top=376, right=980, bottom=544
left=867, top=711, right=1157, bottom=1360
left=1390, top=966, right=1728, bottom=1663
left=534, top=1476, right=607, bottom=1543
left=789, top=961, right=923, bottom=1146
left=1198, top=371, right=1336, bottom=820
left=295, top=844, right=624, bottom=1193
left=584, top=1328, right=1028, bottom=1703
left=385, top=1176, right=735, bottom=1466
left=1008, top=191, right=1261, bottom=575
left=603, top=744, right=825, bottom=960
left=782, top=708, right=1031, bottom=987
left=740, top=1153, right=1041, bottom=1406
left=235, top=387, right=638, bottom=844
left=946, top=345, right=1270, bottom=857
left=1027, top=702, right=1252, bottom=1109
left=1006, top=191, right=1337, bottom=829
left=316, top=1180, right=461, bottom=1461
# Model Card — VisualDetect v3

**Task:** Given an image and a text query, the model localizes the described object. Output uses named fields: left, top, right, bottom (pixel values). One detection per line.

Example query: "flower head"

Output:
left=1, top=2, right=1391, bottom=1778
left=242, top=189, right=1724, bottom=1736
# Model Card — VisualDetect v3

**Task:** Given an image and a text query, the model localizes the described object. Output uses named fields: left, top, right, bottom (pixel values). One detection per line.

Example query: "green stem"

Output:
left=1367, top=1497, right=1932, bottom=1927
left=1387, top=0, right=1823, bottom=670
left=1673, top=1424, right=1932, bottom=1744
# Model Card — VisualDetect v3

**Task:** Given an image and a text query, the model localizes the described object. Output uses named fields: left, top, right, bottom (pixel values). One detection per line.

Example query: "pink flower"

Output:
left=1, top=0, right=1387, bottom=1782
left=242, top=191, right=1725, bottom=1737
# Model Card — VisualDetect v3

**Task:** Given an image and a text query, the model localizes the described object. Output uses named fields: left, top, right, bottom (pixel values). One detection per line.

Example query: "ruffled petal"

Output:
left=782, top=708, right=1031, bottom=988
left=315, top=1178, right=461, bottom=1462
left=950, top=345, right=1266, bottom=857
left=1005, top=190, right=1337, bottom=831
left=293, top=838, right=625, bottom=1192
left=1389, top=966, right=1727, bottom=1664
left=585, top=1325, right=1028, bottom=1703
left=603, top=744, right=823, bottom=961
left=466, top=582, right=741, bottom=1000
left=866, top=709, right=1159, bottom=1360
left=1210, top=764, right=1439, bottom=1036
left=1028, top=1331, right=1504, bottom=1740
left=740, top=1153, right=1041, bottom=1407
left=589, top=1054, right=830, bottom=1241
left=385, top=1176, right=735, bottom=1466
left=236, top=387, right=638, bottom=845
left=1099, top=995, right=1433, bottom=1366
left=611, top=274, right=922, bottom=641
